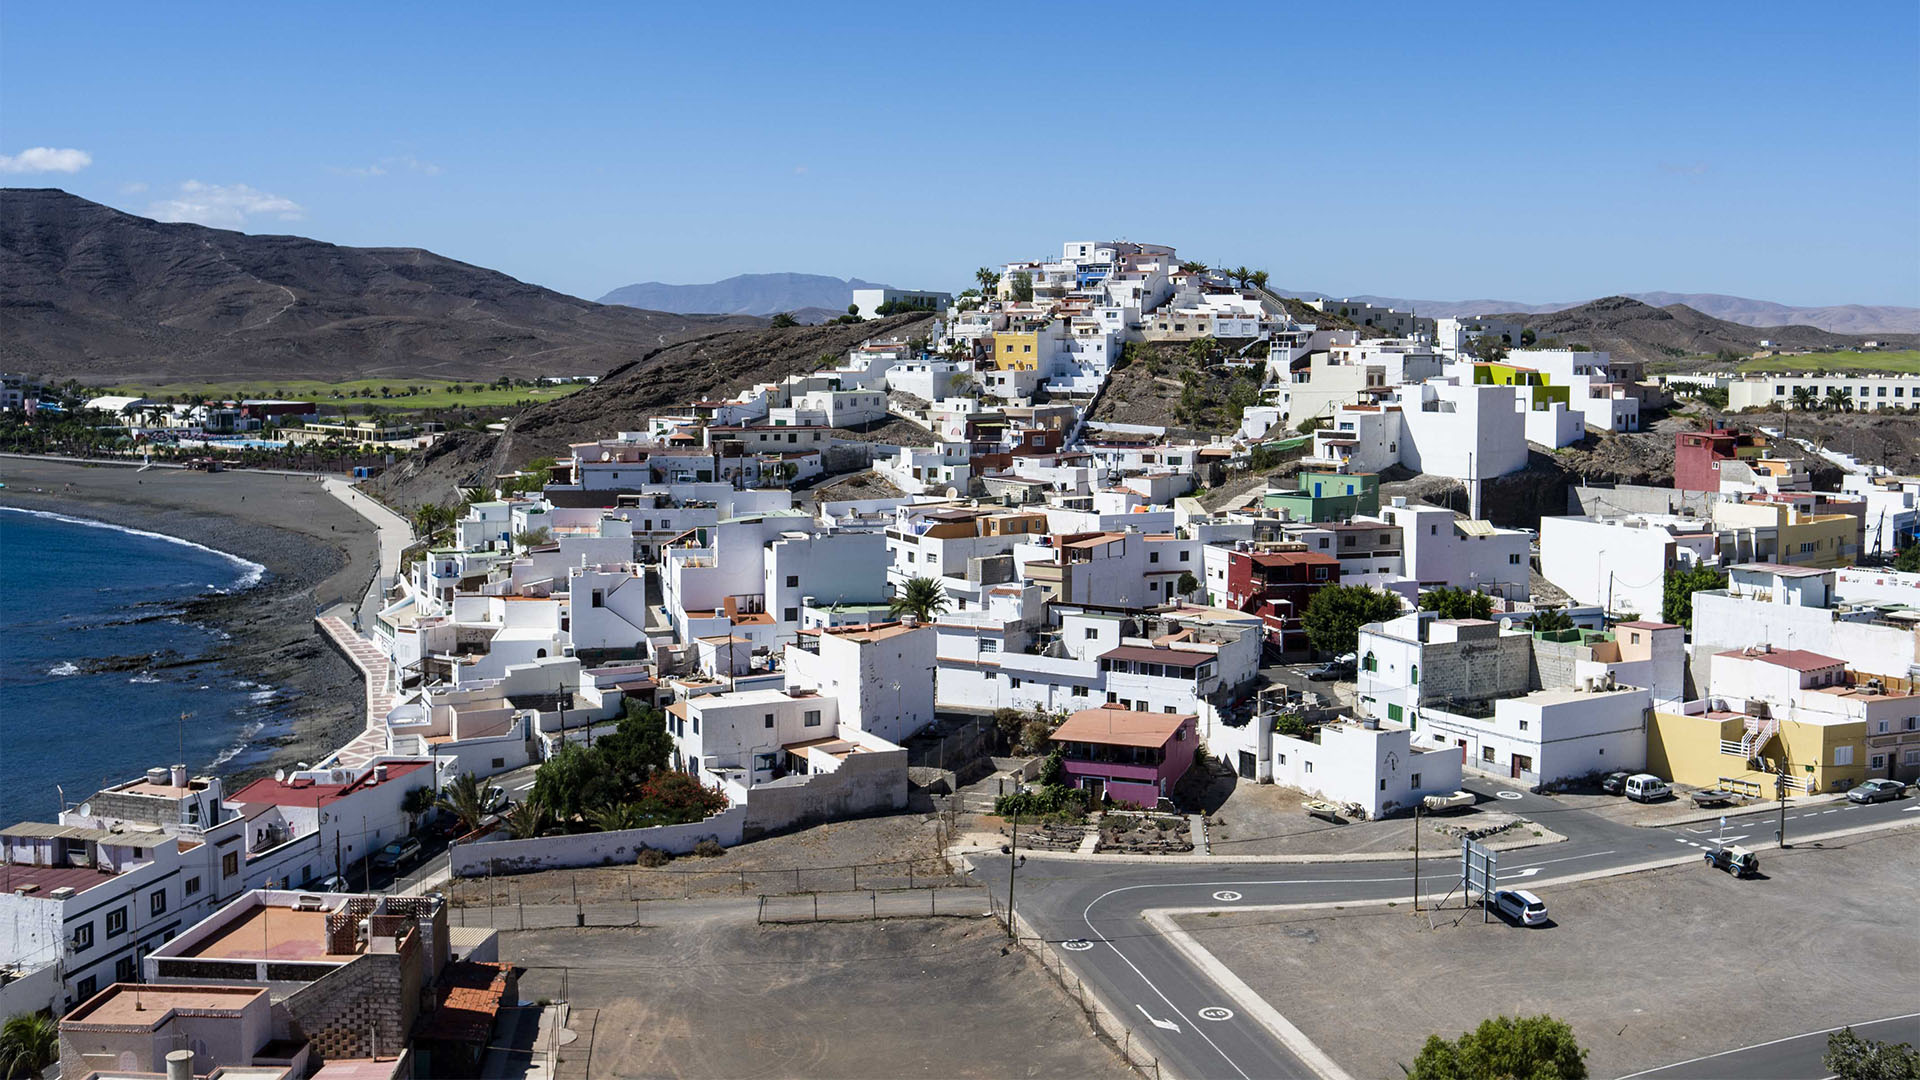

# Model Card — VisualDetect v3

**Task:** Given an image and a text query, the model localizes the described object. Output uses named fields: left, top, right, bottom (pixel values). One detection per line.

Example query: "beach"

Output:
left=0, top=455, right=385, bottom=783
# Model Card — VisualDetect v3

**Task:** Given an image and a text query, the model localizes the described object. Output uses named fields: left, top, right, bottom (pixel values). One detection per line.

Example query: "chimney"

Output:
left=374, top=764, right=389, bottom=783
left=166, top=1050, right=193, bottom=1080
left=170, top=764, right=188, bottom=788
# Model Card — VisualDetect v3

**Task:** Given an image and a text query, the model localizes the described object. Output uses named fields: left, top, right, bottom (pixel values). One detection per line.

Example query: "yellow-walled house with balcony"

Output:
left=991, top=331, right=1041, bottom=371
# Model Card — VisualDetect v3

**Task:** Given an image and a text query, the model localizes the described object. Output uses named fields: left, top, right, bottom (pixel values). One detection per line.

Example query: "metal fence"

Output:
left=755, top=887, right=987, bottom=923
left=446, top=854, right=964, bottom=909
left=990, top=891, right=1167, bottom=1080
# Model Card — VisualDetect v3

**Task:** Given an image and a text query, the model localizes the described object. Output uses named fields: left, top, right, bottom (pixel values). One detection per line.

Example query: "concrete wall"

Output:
left=739, top=748, right=908, bottom=839
left=282, top=935, right=420, bottom=1064
left=1568, top=483, right=1716, bottom=518
left=449, top=806, right=748, bottom=875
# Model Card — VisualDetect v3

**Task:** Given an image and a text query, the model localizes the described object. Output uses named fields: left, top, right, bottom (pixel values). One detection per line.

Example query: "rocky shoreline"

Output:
left=0, top=456, right=384, bottom=786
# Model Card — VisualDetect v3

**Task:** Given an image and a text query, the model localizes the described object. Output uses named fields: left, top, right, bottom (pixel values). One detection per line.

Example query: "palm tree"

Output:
left=435, top=773, right=490, bottom=837
left=1249, top=270, right=1270, bottom=293
left=1527, top=609, right=1576, bottom=633
left=588, top=802, right=645, bottom=833
left=1179, top=261, right=1208, bottom=275
left=889, top=576, right=950, bottom=623
left=0, top=1012, right=58, bottom=1080
left=1824, top=387, right=1853, bottom=413
left=974, top=267, right=1001, bottom=293
left=1232, top=266, right=1251, bottom=287
left=400, top=785, right=437, bottom=832
left=504, top=799, right=553, bottom=840
left=1790, top=386, right=1819, bottom=412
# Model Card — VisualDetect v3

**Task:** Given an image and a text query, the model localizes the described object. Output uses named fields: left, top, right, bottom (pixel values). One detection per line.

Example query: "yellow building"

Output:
left=1649, top=706, right=1867, bottom=797
left=991, top=332, right=1040, bottom=371
left=1711, top=499, right=1857, bottom=568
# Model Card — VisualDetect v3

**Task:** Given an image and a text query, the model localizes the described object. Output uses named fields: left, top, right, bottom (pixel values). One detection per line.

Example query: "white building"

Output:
left=1417, top=684, right=1651, bottom=786
left=1691, top=564, right=1920, bottom=686
left=1727, top=371, right=1920, bottom=412
left=1377, top=501, right=1532, bottom=599
left=1538, top=514, right=1719, bottom=618
left=1270, top=718, right=1464, bottom=820
left=852, top=288, right=953, bottom=319
left=782, top=622, right=937, bottom=745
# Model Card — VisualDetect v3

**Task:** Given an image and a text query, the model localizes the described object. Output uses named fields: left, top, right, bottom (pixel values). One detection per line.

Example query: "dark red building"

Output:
left=1225, top=547, right=1340, bottom=649
left=1674, top=427, right=1767, bottom=492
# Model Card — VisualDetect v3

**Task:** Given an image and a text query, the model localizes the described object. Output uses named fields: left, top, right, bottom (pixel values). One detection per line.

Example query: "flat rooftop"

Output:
left=178, top=905, right=361, bottom=964
left=0, top=863, right=122, bottom=898
left=65, top=983, right=266, bottom=1028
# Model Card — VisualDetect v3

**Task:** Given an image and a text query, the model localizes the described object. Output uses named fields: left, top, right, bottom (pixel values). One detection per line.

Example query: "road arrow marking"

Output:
left=1903, top=805, right=1919, bottom=812
left=1510, top=867, right=1542, bottom=878
left=1137, top=1005, right=1182, bottom=1033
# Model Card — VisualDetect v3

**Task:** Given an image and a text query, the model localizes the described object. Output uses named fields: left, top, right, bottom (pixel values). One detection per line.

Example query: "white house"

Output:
left=1416, top=684, right=1651, bottom=786
left=1270, top=717, right=1464, bottom=820
left=1538, top=514, right=1719, bottom=618
left=782, top=622, right=938, bottom=745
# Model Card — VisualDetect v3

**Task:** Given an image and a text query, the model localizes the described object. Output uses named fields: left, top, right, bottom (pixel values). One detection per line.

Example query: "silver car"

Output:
left=1848, top=779, right=1908, bottom=804
left=1490, top=889, right=1549, bottom=927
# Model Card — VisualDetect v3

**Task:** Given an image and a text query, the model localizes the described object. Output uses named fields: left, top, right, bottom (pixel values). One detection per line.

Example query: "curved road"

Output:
left=976, top=782, right=1919, bottom=1080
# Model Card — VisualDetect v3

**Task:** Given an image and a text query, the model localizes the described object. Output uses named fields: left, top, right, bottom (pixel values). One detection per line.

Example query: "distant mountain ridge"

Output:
left=598, top=273, right=893, bottom=316
left=1497, top=296, right=1918, bottom=364
left=1280, top=289, right=1920, bottom=335
left=0, top=188, right=761, bottom=382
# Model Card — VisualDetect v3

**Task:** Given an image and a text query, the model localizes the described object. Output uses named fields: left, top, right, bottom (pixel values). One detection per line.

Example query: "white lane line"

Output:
left=1503, top=850, right=1619, bottom=871
left=514, top=782, right=535, bottom=791
left=1615, top=1010, right=1920, bottom=1078
left=1080, top=876, right=1400, bottom=1080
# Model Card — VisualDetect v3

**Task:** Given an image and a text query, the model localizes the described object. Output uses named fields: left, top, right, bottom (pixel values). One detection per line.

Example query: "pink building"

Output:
left=1051, top=707, right=1197, bottom=808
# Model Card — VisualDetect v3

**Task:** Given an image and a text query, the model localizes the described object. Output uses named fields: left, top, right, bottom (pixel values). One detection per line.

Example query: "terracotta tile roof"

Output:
left=1052, top=707, right=1193, bottom=748
left=1717, top=647, right=1846, bottom=672
left=416, top=961, right=513, bottom=1044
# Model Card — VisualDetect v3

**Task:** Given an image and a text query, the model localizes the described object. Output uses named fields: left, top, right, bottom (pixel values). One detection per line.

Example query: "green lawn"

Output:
left=98, top=377, right=589, bottom=412
left=1737, top=350, right=1920, bottom=375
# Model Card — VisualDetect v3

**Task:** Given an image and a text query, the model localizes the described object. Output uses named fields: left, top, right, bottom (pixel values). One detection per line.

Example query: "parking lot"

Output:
left=1171, top=828, right=1919, bottom=1080
left=502, top=916, right=1137, bottom=1079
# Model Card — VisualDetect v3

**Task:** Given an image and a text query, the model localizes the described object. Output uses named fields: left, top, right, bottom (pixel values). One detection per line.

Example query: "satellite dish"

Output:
left=274, top=768, right=286, bottom=783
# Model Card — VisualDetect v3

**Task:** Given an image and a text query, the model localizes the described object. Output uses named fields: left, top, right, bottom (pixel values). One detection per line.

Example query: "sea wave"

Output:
left=129, top=671, right=162, bottom=684
left=0, top=505, right=267, bottom=591
left=47, top=661, right=79, bottom=677
left=208, top=720, right=266, bottom=769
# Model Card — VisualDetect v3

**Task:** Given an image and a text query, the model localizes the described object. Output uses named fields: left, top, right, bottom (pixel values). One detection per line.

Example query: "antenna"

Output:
left=177, top=712, right=193, bottom=771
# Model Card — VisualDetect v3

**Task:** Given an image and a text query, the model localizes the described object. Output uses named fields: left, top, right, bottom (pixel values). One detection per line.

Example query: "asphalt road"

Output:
left=1618, top=1011, right=1920, bottom=1079
left=978, top=782, right=1920, bottom=1080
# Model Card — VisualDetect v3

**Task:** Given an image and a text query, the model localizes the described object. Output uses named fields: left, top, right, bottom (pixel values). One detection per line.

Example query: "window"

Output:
left=492, top=756, right=506, bottom=768
left=1362, top=652, right=1377, bottom=673
left=222, top=852, right=238, bottom=878
left=763, top=713, right=775, bottom=729
left=980, top=638, right=999, bottom=653
left=1010, top=677, right=1022, bottom=689
left=1411, top=772, right=1422, bottom=788
left=106, top=909, right=127, bottom=937
left=1509, top=554, right=1522, bottom=565
left=1304, top=761, right=1314, bottom=774
left=1834, top=745, right=1854, bottom=766
left=786, top=575, right=799, bottom=588
left=1876, top=720, right=1889, bottom=734
left=1380, top=779, right=1388, bottom=791
left=116, top=956, right=137, bottom=981
left=1430, top=524, right=1438, bottom=535
left=1150, top=551, right=1160, bottom=563
left=184, top=876, right=201, bottom=897
left=590, top=589, right=604, bottom=609
left=1482, top=746, right=1496, bottom=763
left=1519, top=720, right=1529, bottom=731
left=1073, top=685, right=1088, bottom=697
left=784, top=607, right=798, bottom=622
left=804, top=710, right=822, bottom=728
left=1179, top=550, right=1190, bottom=562
left=1410, top=664, right=1419, bottom=685
left=71, top=923, right=93, bottom=951
left=1870, top=754, right=1886, bottom=769
left=75, top=976, right=97, bottom=1001
left=1906, top=749, right=1920, bottom=766
left=691, top=716, right=700, bottom=734
left=1388, top=703, right=1403, bottom=722
left=1317, top=537, right=1329, bottom=548
left=150, top=890, right=167, bottom=916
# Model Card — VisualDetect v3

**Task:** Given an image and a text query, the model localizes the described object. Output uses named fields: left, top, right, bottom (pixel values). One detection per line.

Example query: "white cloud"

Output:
left=329, top=154, right=440, bottom=178
left=147, top=181, right=304, bottom=228
left=0, top=147, right=93, bottom=174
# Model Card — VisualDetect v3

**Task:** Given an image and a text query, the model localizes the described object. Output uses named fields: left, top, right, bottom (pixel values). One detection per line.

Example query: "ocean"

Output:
left=0, top=507, right=291, bottom=824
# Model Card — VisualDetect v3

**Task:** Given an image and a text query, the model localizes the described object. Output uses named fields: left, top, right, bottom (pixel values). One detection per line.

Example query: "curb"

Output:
left=1628, top=791, right=1848, bottom=828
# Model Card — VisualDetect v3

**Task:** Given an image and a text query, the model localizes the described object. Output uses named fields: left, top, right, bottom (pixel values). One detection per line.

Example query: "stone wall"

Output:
left=1568, top=483, right=1715, bottom=518
left=282, top=933, right=420, bottom=1063
left=1416, top=633, right=1536, bottom=708
left=448, top=806, right=747, bottom=876
left=740, top=749, right=908, bottom=840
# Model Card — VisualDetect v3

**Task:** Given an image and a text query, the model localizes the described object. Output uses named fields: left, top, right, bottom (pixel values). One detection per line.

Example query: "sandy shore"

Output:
left=0, top=455, right=386, bottom=783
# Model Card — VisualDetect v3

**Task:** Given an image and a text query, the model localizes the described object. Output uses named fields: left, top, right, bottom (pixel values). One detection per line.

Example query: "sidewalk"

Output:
left=320, top=476, right=411, bottom=627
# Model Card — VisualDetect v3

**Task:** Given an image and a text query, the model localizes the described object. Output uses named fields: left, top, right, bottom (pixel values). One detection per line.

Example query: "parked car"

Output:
left=483, top=785, right=509, bottom=814
left=1489, top=889, right=1549, bottom=926
left=1847, top=778, right=1909, bottom=804
left=1624, top=774, right=1672, bottom=803
left=1600, top=771, right=1632, bottom=796
left=373, top=837, right=422, bottom=871
left=1307, top=660, right=1354, bottom=681
left=307, top=874, right=351, bottom=893
left=1703, top=845, right=1760, bottom=878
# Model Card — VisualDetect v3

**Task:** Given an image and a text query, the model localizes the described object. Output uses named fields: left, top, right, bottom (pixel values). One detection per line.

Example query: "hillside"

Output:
left=1286, top=290, right=1920, bottom=335
left=597, top=272, right=891, bottom=316
left=1501, top=296, right=1917, bottom=364
left=0, top=188, right=761, bottom=383
left=370, top=313, right=937, bottom=507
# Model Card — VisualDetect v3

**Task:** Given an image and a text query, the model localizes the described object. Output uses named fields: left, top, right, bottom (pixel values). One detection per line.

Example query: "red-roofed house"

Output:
left=221, top=759, right=436, bottom=893
left=1049, top=707, right=1198, bottom=808
left=1225, top=548, right=1339, bottom=648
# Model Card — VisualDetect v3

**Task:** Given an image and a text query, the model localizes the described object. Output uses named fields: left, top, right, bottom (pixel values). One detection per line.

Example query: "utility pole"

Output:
left=1776, top=768, right=1789, bottom=850
left=1004, top=808, right=1021, bottom=939
left=1412, top=801, right=1422, bottom=911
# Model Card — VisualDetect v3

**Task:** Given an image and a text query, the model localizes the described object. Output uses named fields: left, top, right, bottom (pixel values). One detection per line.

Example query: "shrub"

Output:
left=692, top=838, right=726, bottom=858
left=635, top=846, right=671, bottom=868
left=994, top=785, right=1088, bottom=818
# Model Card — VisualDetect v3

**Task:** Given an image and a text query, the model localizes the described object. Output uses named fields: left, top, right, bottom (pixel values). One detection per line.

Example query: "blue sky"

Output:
left=4, top=1, right=1917, bottom=307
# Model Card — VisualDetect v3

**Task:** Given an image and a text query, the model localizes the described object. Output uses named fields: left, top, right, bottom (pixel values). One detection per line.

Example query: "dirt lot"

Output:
left=1174, top=829, right=1920, bottom=1079
left=449, top=812, right=960, bottom=907
left=503, top=917, right=1137, bottom=1079
left=1181, top=767, right=1563, bottom=857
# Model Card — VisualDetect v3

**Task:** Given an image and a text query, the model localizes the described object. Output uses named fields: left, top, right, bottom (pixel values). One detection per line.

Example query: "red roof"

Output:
left=1052, top=707, right=1193, bottom=749
left=1717, top=648, right=1845, bottom=673
left=228, top=762, right=431, bottom=809
left=415, top=961, right=513, bottom=1044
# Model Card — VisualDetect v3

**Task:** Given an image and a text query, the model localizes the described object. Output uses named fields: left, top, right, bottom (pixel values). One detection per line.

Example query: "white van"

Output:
left=1624, top=774, right=1671, bottom=803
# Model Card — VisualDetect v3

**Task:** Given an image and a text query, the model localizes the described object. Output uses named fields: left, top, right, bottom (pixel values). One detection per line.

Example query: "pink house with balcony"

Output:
left=1050, top=706, right=1197, bottom=809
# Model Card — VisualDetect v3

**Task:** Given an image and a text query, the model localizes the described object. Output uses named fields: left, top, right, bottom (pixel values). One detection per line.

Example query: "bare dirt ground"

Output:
left=1184, top=769, right=1562, bottom=857
left=1173, top=829, right=1920, bottom=1080
left=503, top=918, right=1137, bottom=1080
left=812, top=468, right=905, bottom=502
left=449, top=812, right=961, bottom=907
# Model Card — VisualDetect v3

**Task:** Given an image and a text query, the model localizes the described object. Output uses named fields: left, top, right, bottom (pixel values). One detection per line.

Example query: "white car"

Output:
left=1490, top=888, right=1549, bottom=926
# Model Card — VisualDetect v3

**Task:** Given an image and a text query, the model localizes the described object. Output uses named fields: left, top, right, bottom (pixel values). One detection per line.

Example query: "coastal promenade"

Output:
left=316, top=614, right=396, bottom=769
left=321, top=476, right=411, bottom=628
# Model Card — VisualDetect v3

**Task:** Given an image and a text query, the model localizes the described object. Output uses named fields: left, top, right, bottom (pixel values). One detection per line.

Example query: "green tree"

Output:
left=1894, top=547, right=1920, bottom=573
left=1662, top=565, right=1728, bottom=629
left=531, top=742, right=618, bottom=823
left=1520, top=328, right=1538, bottom=346
left=1302, top=585, right=1405, bottom=656
left=1010, top=271, right=1034, bottom=302
left=889, top=575, right=951, bottom=622
left=0, top=1012, right=58, bottom=1080
left=1470, top=336, right=1510, bottom=363
left=1272, top=712, right=1312, bottom=739
left=975, top=267, right=1002, bottom=294
left=1824, top=387, right=1854, bottom=413
left=1409, top=1014, right=1588, bottom=1080
left=1421, top=587, right=1494, bottom=620
left=504, top=798, right=554, bottom=839
left=501, top=457, right=557, bottom=496
left=1824, top=1026, right=1920, bottom=1080
left=1248, top=270, right=1270, bottom=292
left=1179, top=261, right=1209, bottom=274
left=435, top=773, right=492, bottom=836
left=1791, top=385, right=1819, bottom=412
left=1176, top=570, right=1200, bottom=598
left=769, top=312, right=798, bottom=328
left=597, top=702, right=675, bottom=787
left=400, top=785, right=438, bottom=832
left=1527, top=609, right=1576, bottom=633
left=513, top=527, right=552, bottom=549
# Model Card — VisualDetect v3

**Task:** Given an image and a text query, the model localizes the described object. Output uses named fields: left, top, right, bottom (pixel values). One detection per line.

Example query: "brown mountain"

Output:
left=369, top=313, right=937, bottom=508
left=1504, top=296, right=1916, bottom=363
left=0, top=188, right=762, bottom=383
